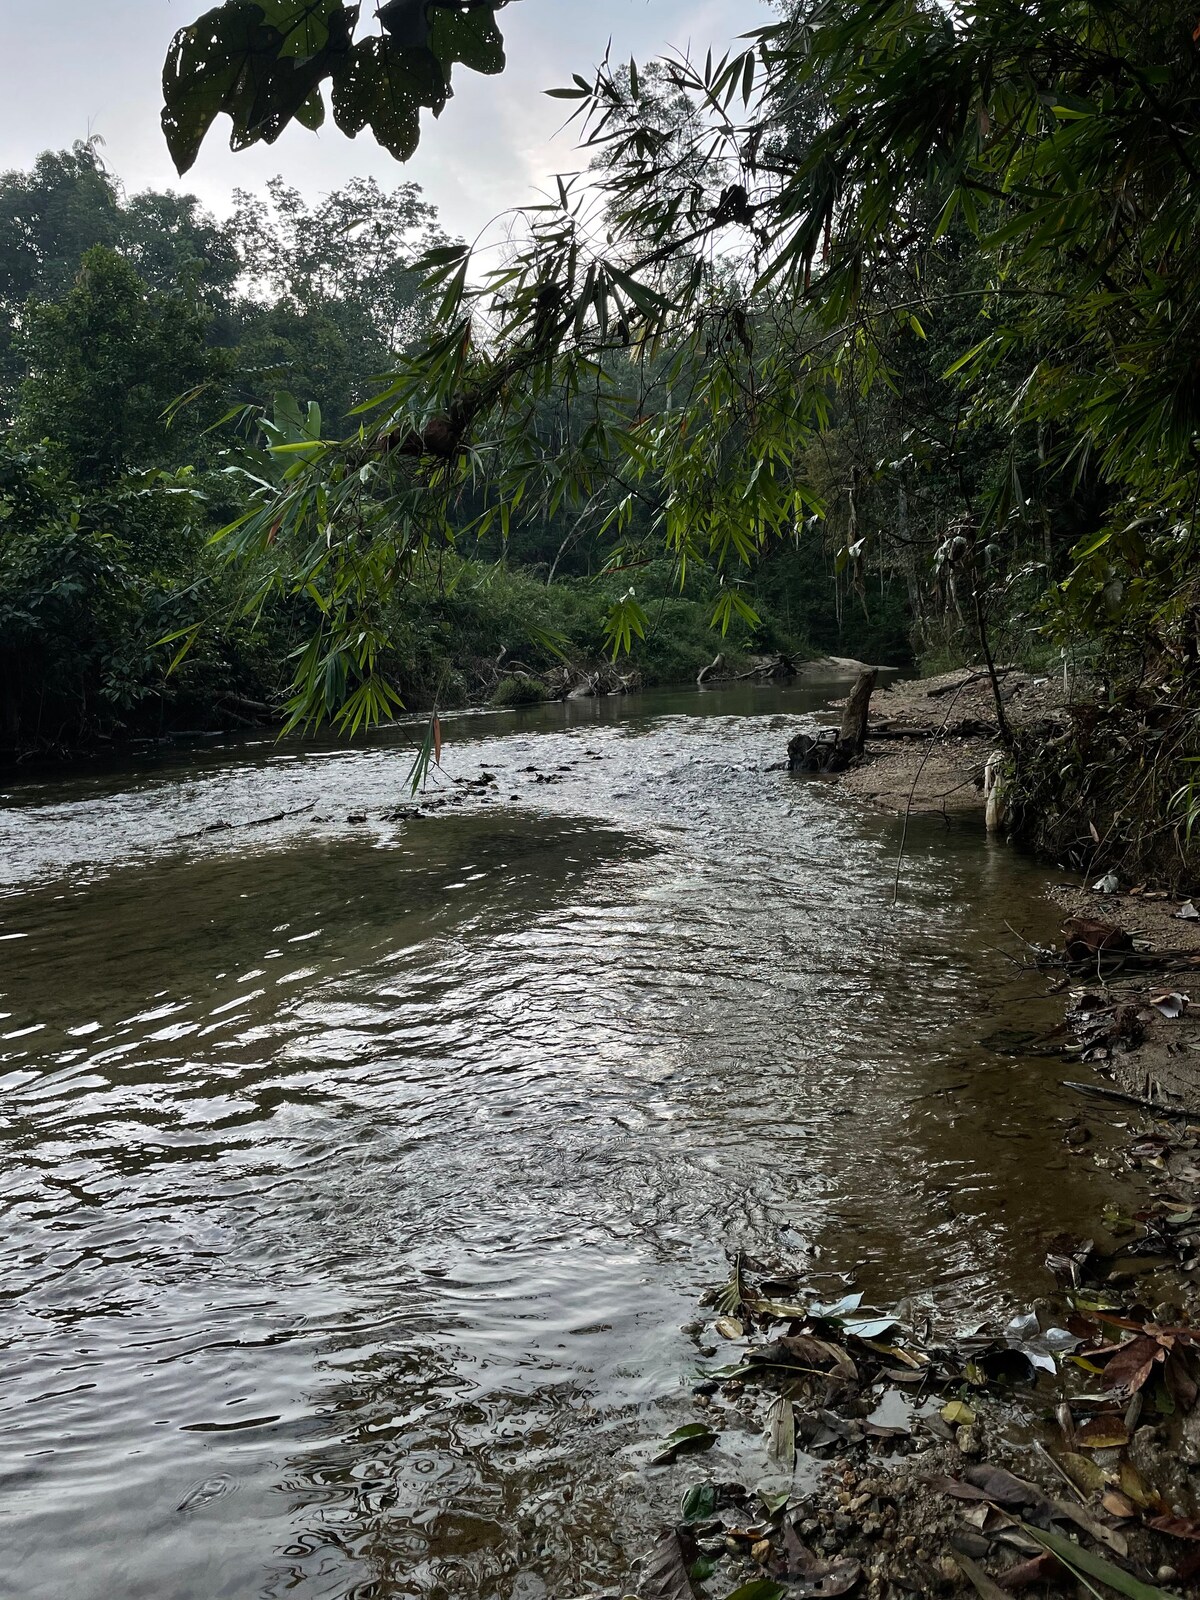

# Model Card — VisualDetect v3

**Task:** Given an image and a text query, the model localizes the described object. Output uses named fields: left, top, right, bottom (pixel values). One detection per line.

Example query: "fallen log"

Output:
left=926, top=666, right=1019, bottom=697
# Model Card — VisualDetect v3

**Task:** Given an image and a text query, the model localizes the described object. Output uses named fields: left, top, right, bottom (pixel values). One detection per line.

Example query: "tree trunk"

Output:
left=838, top=667, right=877, bottom=756
left=788, top=667, right=877, bottom=773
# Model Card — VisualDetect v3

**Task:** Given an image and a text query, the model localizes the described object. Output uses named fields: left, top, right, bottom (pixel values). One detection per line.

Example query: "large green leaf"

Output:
left=331, top=35, right=445, bottom=161
left=428, top=3, right=505, bottom=76
left=163, top=0, right=508, bottom=173
left=162, top=1, right=355, bottom=173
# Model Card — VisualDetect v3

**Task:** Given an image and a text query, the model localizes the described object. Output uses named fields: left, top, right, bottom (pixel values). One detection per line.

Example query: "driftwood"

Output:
left=788, top=668, right=878, bottom=773
left=926, top=665, right=1018, bottom=697
left=699, top=652, right=797, bottom=686
left=1063, top=1079, right=1200, bottom=1121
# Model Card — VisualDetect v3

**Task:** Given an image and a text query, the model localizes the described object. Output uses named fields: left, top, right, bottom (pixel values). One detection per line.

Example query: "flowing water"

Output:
left=0, top=679, right=1129, bottom=1599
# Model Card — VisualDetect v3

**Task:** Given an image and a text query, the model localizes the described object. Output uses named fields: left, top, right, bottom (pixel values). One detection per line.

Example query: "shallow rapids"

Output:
left=0, top=680, right=1128, bottom=1598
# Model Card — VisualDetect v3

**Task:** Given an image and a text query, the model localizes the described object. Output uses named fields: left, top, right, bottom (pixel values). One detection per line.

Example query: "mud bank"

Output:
left=1051, top=884, right=1200, bottom=1110
left=832, top=666, right=1071, bottom=818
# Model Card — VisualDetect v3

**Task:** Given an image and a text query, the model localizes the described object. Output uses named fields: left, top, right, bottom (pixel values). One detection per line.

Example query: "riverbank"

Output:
left=1051, top=883, right=1200, bottom=1111
left=816, top=666, right=1200, bottom=1112
left=833, top=666, right=1071, bottom=817
left=700, top=671, right=1200, bottom=1597
left=638, top=1229, right=1200, bottom=1599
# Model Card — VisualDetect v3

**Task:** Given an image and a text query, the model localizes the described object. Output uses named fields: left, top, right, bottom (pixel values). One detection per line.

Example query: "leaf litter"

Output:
left=611, top=1244, right=1200, bottom=1600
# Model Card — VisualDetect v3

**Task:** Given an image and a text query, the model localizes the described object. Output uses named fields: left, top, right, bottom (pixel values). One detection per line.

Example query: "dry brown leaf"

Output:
left=1148, top=1514, right=1200, bottom=1541
left=1075, top=1414, right=1130, bottom=1449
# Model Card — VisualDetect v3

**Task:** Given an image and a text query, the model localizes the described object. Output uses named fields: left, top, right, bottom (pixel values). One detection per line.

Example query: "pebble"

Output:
left=850, top=1493, right=871, bottom=1512
left=751, top=1540, right=772, bottom=1564
left=820, top=1532, right=841, bottom=1555
left=957, top=1426, right=982, bottom=1457
left=1156, top=1568, right=1178, bottom=1584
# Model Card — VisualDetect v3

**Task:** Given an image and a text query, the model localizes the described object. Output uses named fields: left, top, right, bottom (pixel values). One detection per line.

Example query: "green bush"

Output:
left=491, top=674, right=549, bottom=708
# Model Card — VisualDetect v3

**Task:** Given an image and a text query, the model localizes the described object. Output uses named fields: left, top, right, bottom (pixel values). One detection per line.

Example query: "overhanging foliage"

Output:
left=162, top=0, right=510, bottom=173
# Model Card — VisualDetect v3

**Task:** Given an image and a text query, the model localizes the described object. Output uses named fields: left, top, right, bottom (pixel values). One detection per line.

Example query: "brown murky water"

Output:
left=0, top=680, right=1127, bottom=1598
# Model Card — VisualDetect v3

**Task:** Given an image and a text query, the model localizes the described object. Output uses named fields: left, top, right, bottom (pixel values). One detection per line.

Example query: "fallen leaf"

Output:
left=1176, top=901, right=1200, bottom=921
left=1075, top=1414, right=1130, bottom=1449
left=723, top=1583, right=785, bottom=1600
left=1148, top=1514, right=1200, bottom=1541
left=1118, top=1460, right=1157, bottom=1509
left=841, top=1316, right=899, bottom=1340
left=995, top=1552, right=1064, bottom=1588
left=810, top=1293, right=864, bottom=1319
left=1149, top=990, right=1189, bottom=1019
left=778, top=1334, right=858, bottom=1379
left=951, top=1551, right=1010, bottom=1600
left=782, top=1526, right=863, bottom=1595
left=1102, top=1335, right=1166, bottom=1395
left=1057, top=1451, right=1106, bottom=1494
left=716, top=1317, right=745, bottom=1340
left=1056, top=1500, right=1129, bottom=1557
left=767, top=1394, right=796, bottom=1470
left=682, top=1483, right=718, bottom=1522
left=758, top=1488, right=791, bottom=1519
left=799, top=1564, right=861, bottom=1598
left=1102, top=1490, right=1137, bottom=1520
left=942, top=1400, right=977, bottom=1426
left=963, top=1465, right=1046, bottom=1510
left=641, top=1529, right=701, bottom=1600
left=1025, top=1523, right=1176, bottom=1599
left=652, top=1423, right=718, bottom=1465
left=927, top=1475, right=994, bottom=1503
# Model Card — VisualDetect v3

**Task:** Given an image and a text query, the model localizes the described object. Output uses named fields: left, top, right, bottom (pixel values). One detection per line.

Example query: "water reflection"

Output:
left=0, top=685, right=1133, bottom=1598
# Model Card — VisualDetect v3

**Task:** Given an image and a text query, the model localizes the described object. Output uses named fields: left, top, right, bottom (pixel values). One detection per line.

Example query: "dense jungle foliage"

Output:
left=8, top=0, right=1200, bottom=886
left=152, top=0, right=1200, bottom=881
left=0, top=137, right=900, bottom=761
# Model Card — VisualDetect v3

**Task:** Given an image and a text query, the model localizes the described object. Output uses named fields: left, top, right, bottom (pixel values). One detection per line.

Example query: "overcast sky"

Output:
left=0, top=2, right=757, bottom=238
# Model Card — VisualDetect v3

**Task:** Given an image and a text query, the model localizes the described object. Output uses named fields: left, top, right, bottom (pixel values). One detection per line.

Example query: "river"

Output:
left=0, top=678, right=1130, bottom=1599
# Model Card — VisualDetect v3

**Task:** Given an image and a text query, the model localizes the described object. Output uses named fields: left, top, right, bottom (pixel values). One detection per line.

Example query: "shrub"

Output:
left=491, top=674, right=549, bottom=708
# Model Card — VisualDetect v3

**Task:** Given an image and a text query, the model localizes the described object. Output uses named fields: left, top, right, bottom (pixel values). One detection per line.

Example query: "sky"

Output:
left=0, top=1, right=757, bottom=239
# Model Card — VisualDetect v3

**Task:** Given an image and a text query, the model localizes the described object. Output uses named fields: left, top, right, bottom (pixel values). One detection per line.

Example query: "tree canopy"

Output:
left=191, top=0, right=1200, bottom=742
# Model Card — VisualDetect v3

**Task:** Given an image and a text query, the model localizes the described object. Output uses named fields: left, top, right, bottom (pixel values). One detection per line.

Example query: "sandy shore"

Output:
left=837, top=665, right=1072, bottom=815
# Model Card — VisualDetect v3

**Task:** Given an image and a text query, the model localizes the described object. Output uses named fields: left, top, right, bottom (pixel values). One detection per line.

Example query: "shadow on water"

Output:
left=0, top=681, right=1138, bottom=1598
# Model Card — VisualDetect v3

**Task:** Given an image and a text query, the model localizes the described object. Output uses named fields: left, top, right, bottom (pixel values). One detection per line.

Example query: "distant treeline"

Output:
left=0, top=142, right=909, bottom=760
